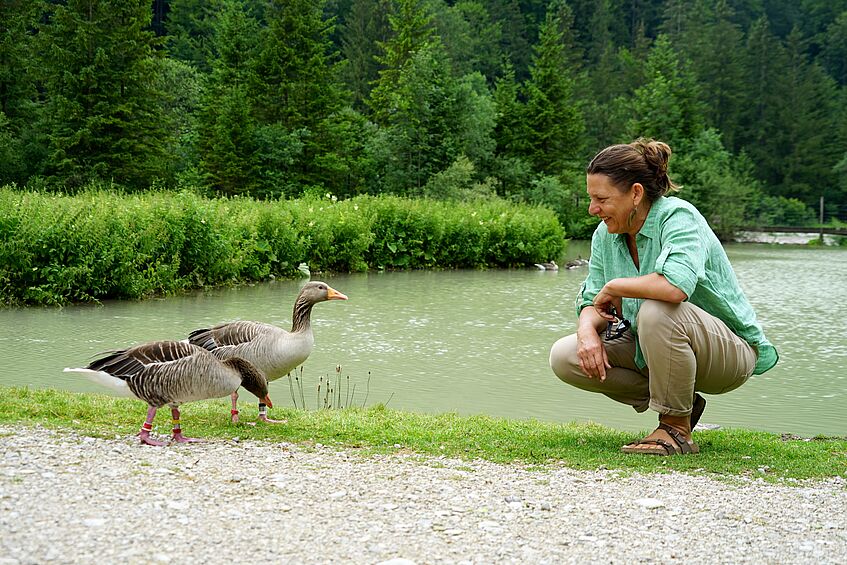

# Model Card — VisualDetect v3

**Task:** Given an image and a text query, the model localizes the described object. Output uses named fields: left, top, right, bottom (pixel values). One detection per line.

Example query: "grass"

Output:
left=2, top=385, right=845, bottom=483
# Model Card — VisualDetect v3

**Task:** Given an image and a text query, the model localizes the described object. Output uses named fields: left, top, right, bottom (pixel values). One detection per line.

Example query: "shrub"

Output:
left=0, top=185, right=565, bottom=305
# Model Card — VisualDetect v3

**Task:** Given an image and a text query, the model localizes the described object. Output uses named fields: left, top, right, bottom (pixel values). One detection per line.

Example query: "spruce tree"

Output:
left=367, top=0, right=436, bottom=125
left=625, top=34, right=706, bottom=147
left=38, top=0, right=172, bottom=189
left=0, top=0, right=40, bottom=184
left=522, top=0, right=585, bottom=177
left=252, top=0, right=347, bottom=192
left=165, top=0, right=226, bottom=71
left=770, top=28, right=842, bottom=205
left=197, top=0, right=260, bottom=195
left=340, top=0, right=392, bottom=111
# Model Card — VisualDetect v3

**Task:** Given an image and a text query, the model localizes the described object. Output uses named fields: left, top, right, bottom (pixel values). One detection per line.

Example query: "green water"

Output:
left=2, top=242, right=845, bottom=436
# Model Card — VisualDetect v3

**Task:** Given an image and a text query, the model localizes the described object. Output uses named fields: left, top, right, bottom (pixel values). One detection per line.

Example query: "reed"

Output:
left=288, top=365, right=383, bottom=411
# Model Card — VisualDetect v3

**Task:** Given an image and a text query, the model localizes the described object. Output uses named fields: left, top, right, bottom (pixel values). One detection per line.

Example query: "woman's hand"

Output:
left=576, top=308, right=612, bottom=381
left=592, top=281, right=623, bottom=322
left=576, top=326, right=611, bottom=381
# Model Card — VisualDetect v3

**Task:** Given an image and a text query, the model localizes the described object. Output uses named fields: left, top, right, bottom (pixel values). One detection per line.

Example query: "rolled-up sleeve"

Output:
left=654, top=208, right=705, bottom=299
left=575, top=229, right=608, bottom=316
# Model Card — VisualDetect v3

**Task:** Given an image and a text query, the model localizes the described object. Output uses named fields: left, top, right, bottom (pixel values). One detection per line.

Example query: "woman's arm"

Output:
left=592, top=273, right=687, bottom=321
left=576, top=306, right=612, bottom=381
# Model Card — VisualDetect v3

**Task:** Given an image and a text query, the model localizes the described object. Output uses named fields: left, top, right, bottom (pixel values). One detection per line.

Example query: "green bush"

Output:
left=0, top=185, right=565, bottom=305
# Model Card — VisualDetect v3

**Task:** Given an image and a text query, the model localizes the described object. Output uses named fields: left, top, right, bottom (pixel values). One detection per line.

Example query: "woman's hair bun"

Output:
left=630, top=138, right=676, bottom=195
left=587, top=138, right=678, bottom=200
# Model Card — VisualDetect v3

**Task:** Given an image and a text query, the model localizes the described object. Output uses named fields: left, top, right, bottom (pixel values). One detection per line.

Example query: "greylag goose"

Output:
left=534, top=260, right=559, bottom=271
left=565, top=257, right=589, bottom=269
left=188, top=281, right=348, bottom=423
left=64, top=341, right=271, bottom=446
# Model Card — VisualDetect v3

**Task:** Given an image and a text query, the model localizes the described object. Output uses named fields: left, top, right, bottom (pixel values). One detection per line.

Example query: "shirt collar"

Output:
left=637, top=196, right=666, bottom=240
left=611, top=195, right=665, bottom=250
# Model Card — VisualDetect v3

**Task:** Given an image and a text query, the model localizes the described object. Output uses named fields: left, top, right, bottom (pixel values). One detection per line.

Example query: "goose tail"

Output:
left=63, top=368, right=134, bottom=398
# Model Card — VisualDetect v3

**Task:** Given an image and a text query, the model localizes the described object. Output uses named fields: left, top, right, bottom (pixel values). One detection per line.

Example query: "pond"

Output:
left=2, top=242, right=845, bottom=437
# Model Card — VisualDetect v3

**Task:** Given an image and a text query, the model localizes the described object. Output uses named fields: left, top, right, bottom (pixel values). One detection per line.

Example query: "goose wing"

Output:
left=188, top=321, right=288, bottom=357
left=87, top=341, right=200, bottom=380
left=88, top=341, right=240, bottom=406
left=189, top=321, right=284, bottom=351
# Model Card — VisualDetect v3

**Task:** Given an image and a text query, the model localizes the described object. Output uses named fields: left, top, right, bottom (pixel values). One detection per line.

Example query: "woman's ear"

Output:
left=631, top=182, right=645, bottom=206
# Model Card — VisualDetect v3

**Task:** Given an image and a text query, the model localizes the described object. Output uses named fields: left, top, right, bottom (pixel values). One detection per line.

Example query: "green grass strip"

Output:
left=2, top=386, right=844, bottom=482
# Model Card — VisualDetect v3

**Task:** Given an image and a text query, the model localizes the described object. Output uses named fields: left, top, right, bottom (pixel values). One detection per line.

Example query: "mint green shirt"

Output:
left=576, top=196, right=778, bottom=375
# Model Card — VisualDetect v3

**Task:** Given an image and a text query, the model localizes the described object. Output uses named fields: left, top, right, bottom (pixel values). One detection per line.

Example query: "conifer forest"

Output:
left=2, top=0, right=846, bottom=237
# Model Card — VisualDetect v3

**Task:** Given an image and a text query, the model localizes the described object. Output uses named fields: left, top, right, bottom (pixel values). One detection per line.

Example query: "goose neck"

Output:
left=291, top=298, right=314, bottom=333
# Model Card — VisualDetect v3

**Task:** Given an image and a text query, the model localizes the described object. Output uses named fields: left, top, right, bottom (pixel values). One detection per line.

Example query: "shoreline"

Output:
left=1, top=424, right=844, bottom=564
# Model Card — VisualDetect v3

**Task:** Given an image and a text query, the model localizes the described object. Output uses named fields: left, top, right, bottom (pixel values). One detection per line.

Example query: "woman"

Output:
left=549, top=138, right=778, bottom=455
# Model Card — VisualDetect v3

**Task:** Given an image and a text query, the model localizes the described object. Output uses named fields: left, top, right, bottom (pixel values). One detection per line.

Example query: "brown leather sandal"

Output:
left=621, top=423, right=700, bottom=456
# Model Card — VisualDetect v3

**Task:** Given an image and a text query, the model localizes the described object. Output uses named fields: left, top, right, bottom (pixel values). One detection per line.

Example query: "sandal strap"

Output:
left=626, top=438, right=677, bottom=455
left=658, top=423, right=693, bottom=454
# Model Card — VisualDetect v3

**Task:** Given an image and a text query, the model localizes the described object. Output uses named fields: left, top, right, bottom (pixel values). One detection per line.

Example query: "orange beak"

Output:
left=262, top=395, right=273, bottom=409
left=327, top=286, right=348, bottom=300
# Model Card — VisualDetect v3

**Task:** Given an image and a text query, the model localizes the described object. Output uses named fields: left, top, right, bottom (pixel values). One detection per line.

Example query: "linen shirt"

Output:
left=576, top=195, right=778, bottom=375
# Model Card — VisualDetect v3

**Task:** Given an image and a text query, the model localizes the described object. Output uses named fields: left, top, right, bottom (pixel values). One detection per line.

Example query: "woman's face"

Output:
left=586, top=174, right=639, bottom=235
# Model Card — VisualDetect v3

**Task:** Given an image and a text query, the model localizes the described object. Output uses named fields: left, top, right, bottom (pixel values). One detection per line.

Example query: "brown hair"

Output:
left=586, top=138, right=679, bottom=201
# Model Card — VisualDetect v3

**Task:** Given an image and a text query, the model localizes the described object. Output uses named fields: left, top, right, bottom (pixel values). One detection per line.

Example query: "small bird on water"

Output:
left=64, top=341, right=271, bottom=446
left=534, top=260, right=559, bottom=271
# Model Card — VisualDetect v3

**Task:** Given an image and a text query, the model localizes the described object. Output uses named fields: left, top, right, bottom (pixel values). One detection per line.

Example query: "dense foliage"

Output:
left=1, top=0, right=846, bottom=238
left=0, top=186, right=565, bottom=305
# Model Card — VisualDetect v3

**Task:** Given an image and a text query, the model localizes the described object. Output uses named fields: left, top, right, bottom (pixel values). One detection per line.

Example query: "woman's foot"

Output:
left=621, top=414, right=699, bottom=455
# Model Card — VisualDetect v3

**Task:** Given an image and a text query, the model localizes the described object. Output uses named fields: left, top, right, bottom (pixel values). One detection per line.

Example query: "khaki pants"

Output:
left=548, top=300, right=757, bottom=416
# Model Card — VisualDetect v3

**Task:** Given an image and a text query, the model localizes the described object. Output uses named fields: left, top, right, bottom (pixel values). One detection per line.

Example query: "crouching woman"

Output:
left=549, top=138, right=778, bottom=455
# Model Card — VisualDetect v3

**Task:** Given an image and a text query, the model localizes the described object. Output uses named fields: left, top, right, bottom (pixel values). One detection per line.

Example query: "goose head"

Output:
left=225, top=357, right=273, bottom=408
left=298, top=281, right=349, bottom=304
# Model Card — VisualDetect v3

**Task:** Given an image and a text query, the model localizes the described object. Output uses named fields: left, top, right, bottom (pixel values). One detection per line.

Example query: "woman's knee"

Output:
left=635, top=299, right=678, bottom=331
left=549, top=334, right=582, bottom=384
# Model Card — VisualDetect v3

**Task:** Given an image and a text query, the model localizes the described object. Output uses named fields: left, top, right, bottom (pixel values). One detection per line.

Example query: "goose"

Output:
left=534, top=260, right=559, bottom=271
left=565, top=257, right=589, bottom=269
left=64, top=341, right=272, bottom=446
left=188, top=281, right=348, bottom=423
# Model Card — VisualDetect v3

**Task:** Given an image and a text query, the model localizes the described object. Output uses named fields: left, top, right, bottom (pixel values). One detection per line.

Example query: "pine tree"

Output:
left=771, top=28, right=842, bottom=205
left=822, top=11, right=847, bottom=85
left=432, top=0, right=502, bottom=81
left=482, top=0, right=532, bottom=82
left=661, top=0, right=746, bottom=150
left=737, top=16, right=786, bottom=185
left=38, top=0, right=172, bottom=189
left=522, top=0, right=585, bottom=176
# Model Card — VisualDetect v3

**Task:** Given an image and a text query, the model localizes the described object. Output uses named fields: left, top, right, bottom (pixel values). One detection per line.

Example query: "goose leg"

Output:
left=257, top=402, right=286, bottom=424
left=170, top=407, right=201, bottom=443
left=139, top=406, right=167, bottom=447
left=230, top=391, right=240, bottom=423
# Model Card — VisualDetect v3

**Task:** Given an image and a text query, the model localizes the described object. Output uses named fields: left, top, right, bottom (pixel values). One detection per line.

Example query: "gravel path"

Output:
left=1, top=425, right=844, bottom=565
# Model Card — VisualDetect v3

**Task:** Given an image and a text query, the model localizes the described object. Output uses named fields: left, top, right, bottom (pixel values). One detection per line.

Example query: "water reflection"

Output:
left=1, top=242, right=845, bottom=436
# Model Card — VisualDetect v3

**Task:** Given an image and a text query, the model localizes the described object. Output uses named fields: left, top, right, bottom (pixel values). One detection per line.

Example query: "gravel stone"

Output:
left=0, top=424, right=845, bottom=564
